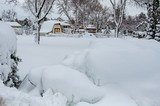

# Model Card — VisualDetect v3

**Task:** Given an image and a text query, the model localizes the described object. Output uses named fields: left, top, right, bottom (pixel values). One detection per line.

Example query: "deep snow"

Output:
left=0, top=80, right=67, bottom=106
left=20, top=65, right=105, bottom=104
left=1, top=35, right=160, bottom=106
left=17, top=36, right=92, bottom=79
left=63, top=38, right=160, bottom=106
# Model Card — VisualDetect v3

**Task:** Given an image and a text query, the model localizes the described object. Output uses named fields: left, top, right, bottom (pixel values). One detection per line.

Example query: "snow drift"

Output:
left=62, top=38, right=160, bottom=106
left=20, top=65, right=105, bottom=104
left=0, top=80, right=67, bottom=106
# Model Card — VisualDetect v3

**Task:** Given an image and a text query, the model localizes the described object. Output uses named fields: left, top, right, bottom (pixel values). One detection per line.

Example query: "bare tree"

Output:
left=89, top=2, right=111, bottom=32
left=5, top=0, right=17, bottom=4
left=57, top=0, right=73, bottom=23
left=25, top=0, right=55, bottom=44
left=2, top=9, right=17, bottom=21
left=109, top=0, right=127, bottom=37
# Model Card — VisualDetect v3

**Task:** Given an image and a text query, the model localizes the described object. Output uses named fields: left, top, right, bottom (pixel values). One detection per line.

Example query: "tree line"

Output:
left=1, top=0, right=160, bottom=43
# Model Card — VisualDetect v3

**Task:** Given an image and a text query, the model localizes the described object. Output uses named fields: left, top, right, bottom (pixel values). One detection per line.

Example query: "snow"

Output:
left=0, top=80, right=67, bottom=106
left=0, top=21, right=17, bottom=81
left=62, top=38, right=160, bottom=106
left=76, top=85, right=137, bottom=106
left=20, top=65, right=105, bottom=104
left=1, top=33, right=160, bottom=106
left=5, top=21, right=21, bottom=27
left=17, top=36, right=92, bottom=79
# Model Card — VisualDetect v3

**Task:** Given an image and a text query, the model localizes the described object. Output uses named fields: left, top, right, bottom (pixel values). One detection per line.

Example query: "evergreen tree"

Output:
left=155, top=1, right=160, bottom=41
left=147, top=0, right=160, bottom=41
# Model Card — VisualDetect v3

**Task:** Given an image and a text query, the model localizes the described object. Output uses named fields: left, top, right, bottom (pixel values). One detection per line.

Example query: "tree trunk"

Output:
left=37, top=24, right=40, bottom=44
left=35, top=22, right=41, bottom=44
left=115, top=25, right=119, bottom=38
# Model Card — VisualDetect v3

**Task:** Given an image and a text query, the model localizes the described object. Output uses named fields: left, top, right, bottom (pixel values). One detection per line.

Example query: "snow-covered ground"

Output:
left=17, top=36, right=92, bottom=79
left=0, top=35, right=160, bottom=106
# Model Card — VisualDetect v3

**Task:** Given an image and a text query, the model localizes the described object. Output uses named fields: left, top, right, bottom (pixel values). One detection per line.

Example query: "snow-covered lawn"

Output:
left=1, top=35, right=160, bottom=106
left=17, top=36, right=92, bottom=78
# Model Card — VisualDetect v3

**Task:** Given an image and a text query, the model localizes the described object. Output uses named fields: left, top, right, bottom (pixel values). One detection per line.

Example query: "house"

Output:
left=86, top=24, right=97, bottom=34
left=40, top=20, right=72, bottom=36
left=74, top=27, right=86, bottom=34
left=5, top=21, right=22, bottom=35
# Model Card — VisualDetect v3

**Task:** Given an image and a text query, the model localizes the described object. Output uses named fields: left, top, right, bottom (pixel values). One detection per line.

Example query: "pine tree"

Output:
left=147, top=0, right=160, bottom=40
left=155, top=1, right=160, bottom=41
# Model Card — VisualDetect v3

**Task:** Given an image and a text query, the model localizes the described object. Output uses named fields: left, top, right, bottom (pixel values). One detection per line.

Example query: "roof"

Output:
left=86, top=24, right=96, bottom=29
left=5, top=22, right=21, bottom=27
left=40, top=20, right=70, bottom=33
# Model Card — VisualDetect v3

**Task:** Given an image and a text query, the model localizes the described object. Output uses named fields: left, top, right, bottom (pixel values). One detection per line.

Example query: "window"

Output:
left=54, top=28, right=60, bottom=33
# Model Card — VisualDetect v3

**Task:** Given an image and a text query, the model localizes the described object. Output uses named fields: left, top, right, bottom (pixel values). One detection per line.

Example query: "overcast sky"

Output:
left=100, top=0, right=147, bottom=16
left=17, top=0, right=146, bottom=16
left=0, top=0, right=147, bottom=18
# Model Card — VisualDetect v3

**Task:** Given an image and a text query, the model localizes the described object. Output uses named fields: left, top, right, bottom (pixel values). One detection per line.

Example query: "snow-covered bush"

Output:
left=19, top=65, right=105, bottom=105
left=0, top=21, right=21, bottom=88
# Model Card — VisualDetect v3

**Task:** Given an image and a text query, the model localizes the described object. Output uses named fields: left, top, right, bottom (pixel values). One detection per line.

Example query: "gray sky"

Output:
left=99, top=0, right=147, bottom=16
left=17, top=0, right=146, bottom=16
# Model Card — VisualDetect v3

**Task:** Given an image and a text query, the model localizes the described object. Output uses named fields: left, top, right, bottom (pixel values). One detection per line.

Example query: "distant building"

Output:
left=5, top=21, right=22, bottom=35
left=40, top=20, right=72, bottom=36
left=86, top=25, right=97, bottom=34
left=74, top=27, right=86, bottom=34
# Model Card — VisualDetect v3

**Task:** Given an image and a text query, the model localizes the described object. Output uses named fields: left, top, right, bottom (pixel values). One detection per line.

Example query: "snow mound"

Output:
left=62, top=38, right=160, bottom=106
left=76, top=85, right=137, bottom=106
left=63, top=38, right=160, bottom=84
left=0, top=80, right=67, bottom=106
left=0, top=21, right=17, bottom=81
left=20, top=65, right=105, bottom=104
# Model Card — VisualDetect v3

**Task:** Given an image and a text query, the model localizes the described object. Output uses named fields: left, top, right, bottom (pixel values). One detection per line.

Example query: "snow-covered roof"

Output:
left=40, top=20, right=70, bottom=33
left=86, top=25, right=96, bottom=29
left=5, top=22, right=21, bottom=27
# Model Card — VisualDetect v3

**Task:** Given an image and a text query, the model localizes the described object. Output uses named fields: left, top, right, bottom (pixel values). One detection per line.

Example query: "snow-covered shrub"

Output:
left=19, top=65, right=105, bottom=105
left=0, top=21, right=21, bottom=88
